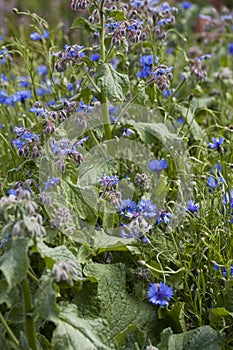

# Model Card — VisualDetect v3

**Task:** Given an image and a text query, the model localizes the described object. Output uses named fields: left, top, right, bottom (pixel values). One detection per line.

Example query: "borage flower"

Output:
left=208, top=137, right=224, bottom=151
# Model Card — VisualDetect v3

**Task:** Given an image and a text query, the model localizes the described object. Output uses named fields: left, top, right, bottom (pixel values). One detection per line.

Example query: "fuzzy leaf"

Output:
left=82, top=263, right=157, bottom=344
left=0, top=238, right=31, bottom=293
left=96, top=63, right=130, bottom=101
left=34, top=272, right=59, bottom=323
left=159, top=325, right=223, bottom=350
left=51, top=304, right=112, bottom=350
left=70, top=17, right=99, bottom=33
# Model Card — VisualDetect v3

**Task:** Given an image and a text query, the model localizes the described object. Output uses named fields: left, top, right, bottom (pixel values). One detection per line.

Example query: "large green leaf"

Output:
left=0, top=238, right=31, bottom=294
left=62, top=180, right=98, bottom=225
left=34, top=272, right=59, bottom=323
left=158, top=325, right=223, bottom=350
left=51, top=304, right=112, bottom=350
left=36, top=240, right=83, bottom=279
left=79, top=263, right=157, bottom=346
left=96, top=63, right=130, bottom=101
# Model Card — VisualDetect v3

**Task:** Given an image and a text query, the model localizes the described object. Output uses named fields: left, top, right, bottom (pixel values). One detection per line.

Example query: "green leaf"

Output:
left=0, top=279, right=18, bottom=307
left=209, top=307, right=233, bottom=330
left=158, top=302, right=186, bottom=333
left=51, top=303, right=112, bottom=350
left=70, top=17, right=99, bottom=33
left=114, top=324, right=145, bottom=350
left=92, top=230, right=134, bottom=253
left=81, top=263, right=157, bottom=344
left=62, top=181, right=98, bottom=225
left=96, top=63, right=130, bottom=101
left=104, top=9, right=126, bottom=21
left=0, top=238, right=32, bottom=293
left=158, top=325, right=223, bottom=350
left=36, top=240, right=83, bottom=277
left=34, top=272, right=59, bottom=323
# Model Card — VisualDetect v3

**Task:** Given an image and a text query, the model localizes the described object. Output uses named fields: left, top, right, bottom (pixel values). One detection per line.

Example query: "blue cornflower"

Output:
left=207, top=176, right=224, bottom=191
left=30, top=30, right=49, bottom=41
left=228, top=43, right=233, bottom=55
left=148, top=159, right=167, bottom=172
left=181, top=1, right=193, bottom=10
left=208, top=137, right=224, bottom=150
left=157, top=210, right=173, bottom=224
left=67, top=83, right=73, bottom=91
left=119, top=199, right=137, bottom=217
left=163, top=89, right=173, bottom=98
left=187, top=200, right=199, bottom=213
left=90, top=53, right=100, bottom=62
left=18, top=78, right=30, bottom=87
left=30, top=32, right=42, bottom=41
left=140, top=55, right=154, bottom=66
left=138, top=199, right=156, bottom=218
left=37, top=65, right=48, bottom=75
left=223, top=190, right=233, bottom=208
left=0, top=35, right=4, bottom=41
left=44, top=176, right=60, bottom=191
left=147, top=282, right=173, bottom=306
left=15, top=90, right=32, bottom=102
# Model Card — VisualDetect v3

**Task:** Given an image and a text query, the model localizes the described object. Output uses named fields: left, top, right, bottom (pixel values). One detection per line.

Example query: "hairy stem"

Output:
left=22, top=277, right=38, bottom=350
left=99, top=0, right=112, bottom=140
left=0, top=311, right=19, bottom=347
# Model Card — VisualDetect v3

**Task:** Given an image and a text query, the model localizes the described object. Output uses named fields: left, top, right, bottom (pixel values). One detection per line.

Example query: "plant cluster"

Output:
left=0, top=0, right=233, bottom=349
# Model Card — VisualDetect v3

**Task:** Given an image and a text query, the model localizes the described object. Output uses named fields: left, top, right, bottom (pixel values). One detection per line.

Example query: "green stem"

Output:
left=0, top=311, right=19, bottom=347
left=22, top=277, right=38, bottom=350
left=99, top=0, right=112, bottom=140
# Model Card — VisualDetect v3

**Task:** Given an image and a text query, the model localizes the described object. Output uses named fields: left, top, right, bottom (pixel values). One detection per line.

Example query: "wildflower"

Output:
left=119, top=199, right=137, bottom=217
left=181, top=1, right=193, bottom=10
left=198, top=54, right=212, bottom=61
left=90, top=53, right=100, bottom=61
left=157, top=210, right=173, bottom=224
left=52, top=260, right=78, bottom=283
left=138, top=199, right=156, bottom=218
left=223, top=190, right=233, bottom=208
left=44, top=176, right=60, bottom=191
left=208, top=137, right=224, bottom=150
left=30, top=30, right=49, bottom=41
left=137, top=55, right=154, bottom=78
left=147, top=282, right=173, bottom=306
left=134, top=172, right=151, bottom=191
left=187, top=200, right=199, bottom=213
left=148, top=159, right=167, bottom=172
left=207, top=176, right=223, bottom=191
left=37, top=65, right=48, bottom=75
left=228, top=43, right=233, bottom=55
left=99, top=174, right=119, bottom=188
left=15, top=90, right=32, bottom=103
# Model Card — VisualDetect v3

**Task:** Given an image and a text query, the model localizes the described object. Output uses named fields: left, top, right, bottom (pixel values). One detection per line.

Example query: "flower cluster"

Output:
left=11, top=126, right=41, bottom=158
left=190, top=54, right=212, bottom=82
left=55, top=44, right=84, bottom=72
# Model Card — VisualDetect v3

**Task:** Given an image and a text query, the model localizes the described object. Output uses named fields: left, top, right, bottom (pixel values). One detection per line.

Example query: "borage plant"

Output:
left=0, top=0, right=233, bottom=349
